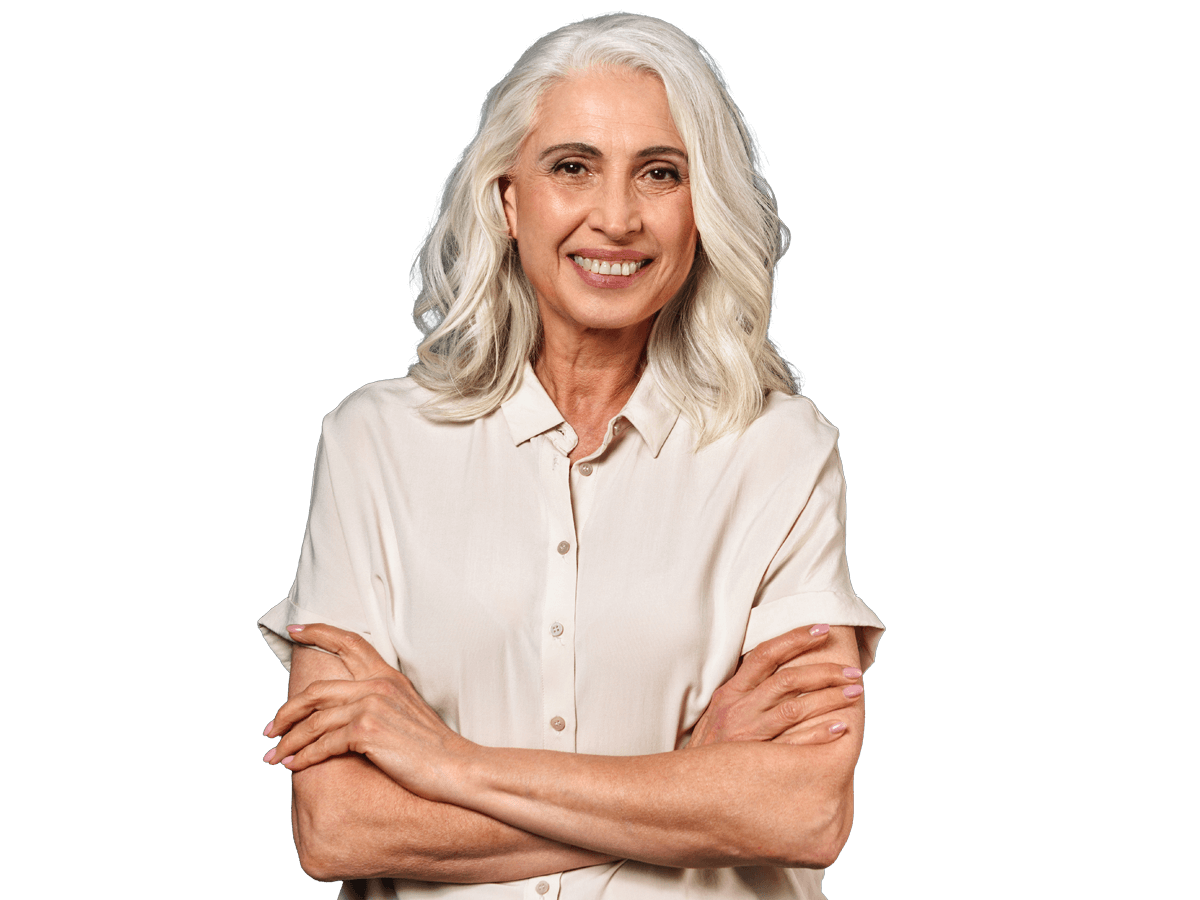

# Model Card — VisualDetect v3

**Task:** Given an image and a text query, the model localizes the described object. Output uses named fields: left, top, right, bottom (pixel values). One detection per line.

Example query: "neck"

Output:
left=533, top=320, right=651, bottom=458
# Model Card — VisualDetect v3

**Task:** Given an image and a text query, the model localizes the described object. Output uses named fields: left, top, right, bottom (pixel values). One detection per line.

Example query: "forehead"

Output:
left=522, top=67, right=685, bottom=154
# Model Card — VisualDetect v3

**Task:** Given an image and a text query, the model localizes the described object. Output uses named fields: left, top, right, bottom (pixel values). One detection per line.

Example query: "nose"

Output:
left=586, top=178, right=641, bottom=240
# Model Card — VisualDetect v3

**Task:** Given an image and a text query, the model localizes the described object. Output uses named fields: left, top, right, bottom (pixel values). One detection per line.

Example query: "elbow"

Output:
left=296, top=807, right=391, bottom=883
left=293, top=777, right=427, bottom=882
left=804, top=804, right=853, bottom=870
left=293, top=786, right=385, bottom=882
left=294, top=800, right=348, bottom=882
left=297, top=845, right=342, bottom=884
left=772, top=784, right=855, bottom=870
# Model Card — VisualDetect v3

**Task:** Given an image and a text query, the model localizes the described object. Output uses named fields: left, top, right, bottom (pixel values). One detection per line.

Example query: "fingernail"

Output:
left=842, top=667, right=862, bottom=679
left=263, top=719, right=274, bottom=737
left=286, top=625, right=305, bottom=633
left=281, top=755, right=295, bottom=767
left=263, top=748, right=276, bottom=763
left=829, top=722, right=847, bottom=734
left=809, top=624, right=829, bottom=636
left=843, top=685, right=864, bottom=699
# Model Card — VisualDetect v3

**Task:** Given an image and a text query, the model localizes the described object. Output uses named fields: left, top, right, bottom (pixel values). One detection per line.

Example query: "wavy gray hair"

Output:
left=410, top=13, right=796, bottom=445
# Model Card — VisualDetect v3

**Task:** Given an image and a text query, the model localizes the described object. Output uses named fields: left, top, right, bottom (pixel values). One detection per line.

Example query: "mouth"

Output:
left=571, top=254, right=652, bottom=277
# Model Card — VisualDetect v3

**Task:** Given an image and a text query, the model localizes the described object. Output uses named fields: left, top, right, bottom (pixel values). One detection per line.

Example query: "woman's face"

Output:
left=501, top=68, right=698, bottom=346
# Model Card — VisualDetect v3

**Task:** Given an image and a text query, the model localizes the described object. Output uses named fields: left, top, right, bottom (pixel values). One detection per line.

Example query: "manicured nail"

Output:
left=843, top=685, right=864, bottom=699
left=263, top=748, right=276, bottom=763
left=281, top=755, right=295, bottom=767
left=829, top=722, right=847, bottom=734
left=263, top=719, right=274, bottom=737
left=809, top=624, right=829, bottom=636
left=842, top=667, right=862, bottom=679
left=286, top=625, right=305, bottom=633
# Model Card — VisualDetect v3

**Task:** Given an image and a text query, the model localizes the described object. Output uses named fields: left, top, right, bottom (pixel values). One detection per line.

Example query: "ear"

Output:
left=499, top=176, right=518, bottom=241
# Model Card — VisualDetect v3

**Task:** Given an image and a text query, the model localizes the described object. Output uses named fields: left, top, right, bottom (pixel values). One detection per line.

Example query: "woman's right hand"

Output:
left=687, top=624, right=863, bottom=749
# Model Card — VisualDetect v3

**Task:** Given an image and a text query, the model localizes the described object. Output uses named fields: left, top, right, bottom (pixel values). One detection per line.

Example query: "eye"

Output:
left=645, top=166, right=681, bottom=183
left=554, top=161, right=587, bottom=176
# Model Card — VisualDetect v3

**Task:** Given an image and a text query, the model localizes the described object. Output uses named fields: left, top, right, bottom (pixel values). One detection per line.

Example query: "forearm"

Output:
left=284, top=645, right=614, bottom=883
left=443, top=737, right=856, bottom=870
left=292, top=752, right=616, bottom=883
left=276, top=626, right=864, bottom=875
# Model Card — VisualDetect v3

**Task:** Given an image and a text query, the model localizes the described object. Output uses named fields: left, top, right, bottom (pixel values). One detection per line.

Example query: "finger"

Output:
left=266, top=705, right=357, bottom=764
left=731, top=625, right=830, bottom=691
left=286, top=623, right=390, bottom=681
left=268, top=678, right=376, bottom=738
left=280, top=725, right=357, bottom=772
left=758, top=662, right=862, bottom=704
left=773, top=683, right=864, bottom=732
left=772, top=720, right=850, bottom=747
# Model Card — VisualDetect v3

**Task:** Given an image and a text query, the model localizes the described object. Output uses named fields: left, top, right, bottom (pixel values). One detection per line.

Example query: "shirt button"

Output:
left=550, top=716, right=566, bottom=731
left=556, top=540, right=570, bottom=555
left=577, top=462, right=593, bottom=476
left=550, top=622, right=564, bottom=637
left=535, top=881, right=550, bottom=895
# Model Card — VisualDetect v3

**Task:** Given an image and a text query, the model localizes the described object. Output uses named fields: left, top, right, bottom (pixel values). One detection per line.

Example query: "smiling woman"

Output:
left=500, top=68, right=699, bottom=454
left=258, top=13, right=883, bottom=900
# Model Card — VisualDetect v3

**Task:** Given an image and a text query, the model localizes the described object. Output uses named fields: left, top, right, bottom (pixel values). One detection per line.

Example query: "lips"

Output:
left=570, top=248, right=652, bottom=260
left=571, top=254, right=651, bottom=277
left=571, top=254, right=657, bottom=289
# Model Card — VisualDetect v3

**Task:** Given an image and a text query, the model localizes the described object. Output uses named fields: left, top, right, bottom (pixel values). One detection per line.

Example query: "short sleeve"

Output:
left=742, top=442, right=885, bottom=670
left=257, top=421, right=396, bottom=671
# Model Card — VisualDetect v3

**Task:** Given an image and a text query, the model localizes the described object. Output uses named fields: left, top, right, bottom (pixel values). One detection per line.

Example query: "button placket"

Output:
left=537, top=433, right=578, bottom=753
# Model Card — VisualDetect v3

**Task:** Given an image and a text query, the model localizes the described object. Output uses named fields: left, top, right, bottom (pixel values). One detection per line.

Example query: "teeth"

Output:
left=572, top=255, right=648, bottom=276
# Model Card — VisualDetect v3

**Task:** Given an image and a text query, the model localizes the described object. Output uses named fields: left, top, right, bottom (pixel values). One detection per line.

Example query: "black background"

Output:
left=218, top=10, right=945, bottom=897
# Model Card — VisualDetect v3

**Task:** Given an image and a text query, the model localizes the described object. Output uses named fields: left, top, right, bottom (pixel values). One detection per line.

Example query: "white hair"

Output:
left=410, top=13, right=796, bottom=445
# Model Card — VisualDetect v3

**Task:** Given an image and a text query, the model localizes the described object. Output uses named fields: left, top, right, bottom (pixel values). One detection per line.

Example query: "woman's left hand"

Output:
left=688, top=624, right=863, bottom=749
left=263, top=623, right=470, bottom=803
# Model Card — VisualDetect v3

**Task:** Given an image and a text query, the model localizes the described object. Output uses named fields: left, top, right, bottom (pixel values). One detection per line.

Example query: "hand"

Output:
left=687, top=624, right=863, bottom=749
left=263, top=623, right=470, bottom=803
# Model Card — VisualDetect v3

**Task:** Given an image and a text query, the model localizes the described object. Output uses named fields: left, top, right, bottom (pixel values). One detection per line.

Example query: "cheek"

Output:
left=665, top=201, right=698, bottom=258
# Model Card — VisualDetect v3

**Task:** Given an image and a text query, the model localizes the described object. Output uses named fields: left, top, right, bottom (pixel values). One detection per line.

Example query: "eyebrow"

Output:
left=536, top=142, right=688, bottom=163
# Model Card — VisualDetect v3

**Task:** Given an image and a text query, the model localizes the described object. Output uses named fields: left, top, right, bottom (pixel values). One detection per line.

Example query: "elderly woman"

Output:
left=259, top=13, right=883, bottom=900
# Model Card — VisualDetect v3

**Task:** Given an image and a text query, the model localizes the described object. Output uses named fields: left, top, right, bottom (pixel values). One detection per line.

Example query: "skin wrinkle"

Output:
left=536, top=142, right=690, bottom=164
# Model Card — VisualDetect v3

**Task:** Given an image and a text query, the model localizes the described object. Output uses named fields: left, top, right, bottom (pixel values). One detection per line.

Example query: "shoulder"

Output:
left=740, top=391, right=840, bottom=457
left=318, top=376, right=451, bottom=449
left=668, top=392, right=843, bottom=501
left=763, top=391, right=838, bottom=431
left=317, top=376, right=499, bottom=473
left=326, top=376, right=428, bottom=423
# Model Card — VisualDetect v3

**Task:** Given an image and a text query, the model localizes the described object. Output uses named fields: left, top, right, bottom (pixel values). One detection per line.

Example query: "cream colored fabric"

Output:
left=259, top=365, right=884, bottom=900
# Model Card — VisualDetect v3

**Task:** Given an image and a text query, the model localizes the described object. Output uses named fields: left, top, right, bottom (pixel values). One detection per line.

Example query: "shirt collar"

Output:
left=500, top=362, right=566, bottom=446
left=619, top=367, right=680, bottom=457
left=500, top=361, right=680, bottom=457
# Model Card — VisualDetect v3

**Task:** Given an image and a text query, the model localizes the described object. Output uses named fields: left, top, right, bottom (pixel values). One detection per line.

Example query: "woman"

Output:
left=259, top=13, right=883, bottom=900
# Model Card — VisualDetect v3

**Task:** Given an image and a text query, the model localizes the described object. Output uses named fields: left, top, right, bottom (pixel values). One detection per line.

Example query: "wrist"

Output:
left=435, top=734, right=487, bottom=807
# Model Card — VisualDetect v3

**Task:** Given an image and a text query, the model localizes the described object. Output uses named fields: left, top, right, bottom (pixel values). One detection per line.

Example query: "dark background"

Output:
left=223, top=10, right=945, bottom=897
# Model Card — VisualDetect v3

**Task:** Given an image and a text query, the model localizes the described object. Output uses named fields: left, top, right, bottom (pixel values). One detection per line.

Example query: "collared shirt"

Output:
left=259, top=365, right=884, bottom=900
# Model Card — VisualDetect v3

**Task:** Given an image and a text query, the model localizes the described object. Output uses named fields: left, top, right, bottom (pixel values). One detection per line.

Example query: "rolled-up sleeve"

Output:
left=743, top=442, right=885, bottom=670
left=258, top=418, right=393, bottom=671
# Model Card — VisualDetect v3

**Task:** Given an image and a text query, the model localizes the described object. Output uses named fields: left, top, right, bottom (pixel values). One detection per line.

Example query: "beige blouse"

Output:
left=260, top=365, right=884, bottom=900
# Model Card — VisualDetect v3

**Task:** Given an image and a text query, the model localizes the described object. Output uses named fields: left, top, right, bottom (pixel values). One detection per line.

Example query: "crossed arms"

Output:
left=265, top=623, right=866, bottom=883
